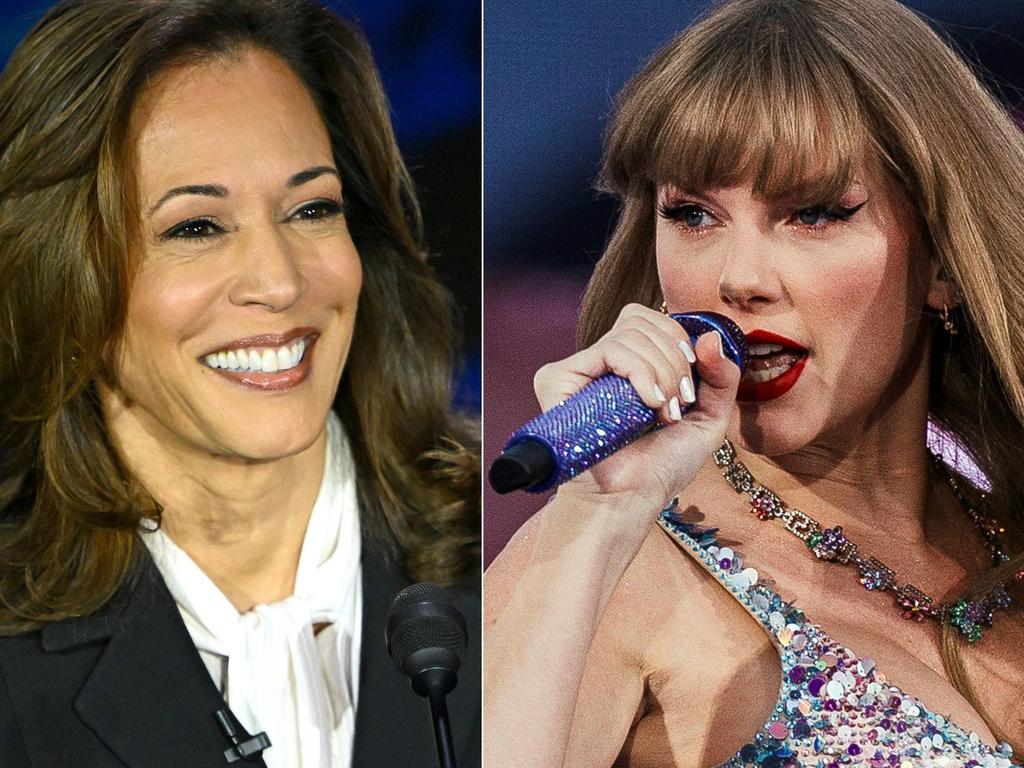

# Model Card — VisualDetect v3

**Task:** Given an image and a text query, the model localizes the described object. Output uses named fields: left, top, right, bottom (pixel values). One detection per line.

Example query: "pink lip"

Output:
left=198, top=327, right=319, bottom=358
left=195, top=331, right=315, bottom=393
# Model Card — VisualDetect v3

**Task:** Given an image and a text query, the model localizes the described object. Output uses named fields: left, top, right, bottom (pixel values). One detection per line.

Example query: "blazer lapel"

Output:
left=352, top=542, right=432, bottom=767
left=41, top=556, right=267, bottom=768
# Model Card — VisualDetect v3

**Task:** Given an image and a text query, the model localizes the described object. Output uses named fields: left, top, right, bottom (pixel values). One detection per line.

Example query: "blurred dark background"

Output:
left=0, top=0, right=481, bottom=411
left=484, top=0, right=1024, bottom=566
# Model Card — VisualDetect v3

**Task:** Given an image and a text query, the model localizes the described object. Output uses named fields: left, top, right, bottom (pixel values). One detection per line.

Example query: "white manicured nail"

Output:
left=668, top=396, right=682, bottom=421
left=680, top=376, right=695, bottom=403
left=715, top=331, right=726, bottom=358
left=653, top=384, right=666, bottom=403
left=679, top=339, right=696, bottom=364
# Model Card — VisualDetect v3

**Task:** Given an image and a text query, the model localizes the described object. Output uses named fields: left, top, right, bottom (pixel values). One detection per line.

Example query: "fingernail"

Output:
left=715, top=330, right=726, bottom=358
left=680, top=375, right=695, bottom=403
left=653, top=384, right=666, bottom=403
left=678, top=339, right=696, bottom=364
left=668, top=396, right=682, bottom=421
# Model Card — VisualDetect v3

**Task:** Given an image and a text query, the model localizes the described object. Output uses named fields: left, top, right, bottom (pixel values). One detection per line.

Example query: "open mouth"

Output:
left=199, top=330, right=319, bottom=391
left=737, top=329, right=809, bottom=402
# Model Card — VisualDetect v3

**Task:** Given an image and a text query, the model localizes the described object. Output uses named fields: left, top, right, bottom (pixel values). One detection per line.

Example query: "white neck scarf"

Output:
left=142, top=412, right=362, bottom=768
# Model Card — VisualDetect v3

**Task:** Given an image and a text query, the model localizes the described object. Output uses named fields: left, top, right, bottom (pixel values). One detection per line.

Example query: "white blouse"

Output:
left=141, top=412, right=362, bottom=768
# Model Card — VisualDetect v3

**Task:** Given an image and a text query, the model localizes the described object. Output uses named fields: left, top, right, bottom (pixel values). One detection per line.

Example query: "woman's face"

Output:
left=656, top=167, right=941, bottom=457
left=105, top=48, right=361, bottom=461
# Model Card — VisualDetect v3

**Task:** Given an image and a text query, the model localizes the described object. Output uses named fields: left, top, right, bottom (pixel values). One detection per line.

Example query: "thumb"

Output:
left=687, top=330, right=743, bottom=426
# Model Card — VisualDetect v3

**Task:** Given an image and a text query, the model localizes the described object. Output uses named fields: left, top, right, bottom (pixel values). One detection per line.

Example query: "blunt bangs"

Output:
left=606, top=3, right=876, bottom=205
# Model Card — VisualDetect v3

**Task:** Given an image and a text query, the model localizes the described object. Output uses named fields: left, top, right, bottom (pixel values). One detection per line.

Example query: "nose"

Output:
left=717, top=231, right=783, bottom=312
left=228, top=226, right=308, bottom=311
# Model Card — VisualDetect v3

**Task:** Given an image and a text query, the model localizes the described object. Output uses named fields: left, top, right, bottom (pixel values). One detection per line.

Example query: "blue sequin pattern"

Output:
left=659, top=506, right=1018, bottom=768
left=505, top=311, right=748, bottom=492
left=507, top=374, right=662, bottom=491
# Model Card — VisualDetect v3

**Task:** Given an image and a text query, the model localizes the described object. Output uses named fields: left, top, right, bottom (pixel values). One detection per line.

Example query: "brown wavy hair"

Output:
left=579, top=0, right=1024, bottom=748
left=0, top=0, right=480, bottom=634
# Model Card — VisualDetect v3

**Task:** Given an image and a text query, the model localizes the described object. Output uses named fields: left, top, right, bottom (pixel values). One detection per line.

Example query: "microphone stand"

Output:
left=427, top=687, right=457, bottom=768
left=413, top=665, right=458, bottom=768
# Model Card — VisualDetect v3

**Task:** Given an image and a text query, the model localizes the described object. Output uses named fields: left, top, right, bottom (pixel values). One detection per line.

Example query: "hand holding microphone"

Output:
left=490, top=306, right=746, bottom=511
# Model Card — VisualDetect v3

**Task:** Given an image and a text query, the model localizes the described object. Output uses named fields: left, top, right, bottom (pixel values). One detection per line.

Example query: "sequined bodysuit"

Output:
left=659, top=508, right=1018, bottom=768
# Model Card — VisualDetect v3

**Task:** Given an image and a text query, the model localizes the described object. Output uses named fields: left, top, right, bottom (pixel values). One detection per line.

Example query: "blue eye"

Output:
left=659, top=203, right=714, bottom=229
left=794, top=202, right=866, bottom=228
left=162, top=218, right=224, bottom=240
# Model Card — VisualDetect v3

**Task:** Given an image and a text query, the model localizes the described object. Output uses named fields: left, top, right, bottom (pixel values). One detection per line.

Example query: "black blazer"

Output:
left=0, top=539, right=480, bottom=767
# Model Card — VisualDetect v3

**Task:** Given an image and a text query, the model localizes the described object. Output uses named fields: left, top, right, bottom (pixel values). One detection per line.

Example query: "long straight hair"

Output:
left=580, top=0, right=1024, bottom=746
left=0, top=0, right=479, bottom=634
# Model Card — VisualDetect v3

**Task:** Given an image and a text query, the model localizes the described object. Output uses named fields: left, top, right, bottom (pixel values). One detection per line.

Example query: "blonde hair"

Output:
left=580, top=0, right=1024, bottom=746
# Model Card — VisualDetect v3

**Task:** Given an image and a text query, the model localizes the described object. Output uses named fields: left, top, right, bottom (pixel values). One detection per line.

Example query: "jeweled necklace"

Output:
left=712, top=439, right=1018, bottom=643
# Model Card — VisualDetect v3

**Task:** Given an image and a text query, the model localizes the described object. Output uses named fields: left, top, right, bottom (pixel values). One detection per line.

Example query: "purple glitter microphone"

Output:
left=489, top=311, right=748, bottom=494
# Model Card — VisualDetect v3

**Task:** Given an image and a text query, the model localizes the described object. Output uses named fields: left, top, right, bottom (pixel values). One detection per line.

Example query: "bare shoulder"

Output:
left=570, top=519, right=784, bottom=765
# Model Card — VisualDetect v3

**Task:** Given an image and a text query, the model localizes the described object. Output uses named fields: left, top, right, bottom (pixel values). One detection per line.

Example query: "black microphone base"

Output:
left=488, top=439, right=554, bottom=494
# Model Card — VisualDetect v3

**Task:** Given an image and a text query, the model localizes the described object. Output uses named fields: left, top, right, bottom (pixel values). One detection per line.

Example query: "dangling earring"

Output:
left=941, top=304, right=957, bottom=335
left=659, top=300, right=669, bottom=315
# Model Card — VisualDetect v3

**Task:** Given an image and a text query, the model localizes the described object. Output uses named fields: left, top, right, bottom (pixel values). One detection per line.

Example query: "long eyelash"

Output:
left=657, top=203, right=689, bottom=220
left=294, top=197, right=346, bottom=220
left=828, top=201, right=867, bottom=220
left=161, top=218, right=223, bottom=241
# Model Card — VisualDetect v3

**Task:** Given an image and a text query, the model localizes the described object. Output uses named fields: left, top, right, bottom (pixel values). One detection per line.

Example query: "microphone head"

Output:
left=386, top=582, right=468, bottom=686
left=672, top=311, right=749, bottom=373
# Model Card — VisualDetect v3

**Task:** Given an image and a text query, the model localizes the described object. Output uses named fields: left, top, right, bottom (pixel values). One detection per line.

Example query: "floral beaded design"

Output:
left=659, top=506, right=1018, bottom=768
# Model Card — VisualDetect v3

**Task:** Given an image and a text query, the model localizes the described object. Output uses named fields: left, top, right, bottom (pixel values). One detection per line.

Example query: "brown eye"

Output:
left=163, top=218, right=224, bottom=240
left=292, top=199, right=343, bottom=221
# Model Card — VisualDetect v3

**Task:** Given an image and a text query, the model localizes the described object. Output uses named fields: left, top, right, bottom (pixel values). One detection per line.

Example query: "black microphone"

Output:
left=386, top=582, right=468, bottom=768
left=215, top=708, right=271, bottom=764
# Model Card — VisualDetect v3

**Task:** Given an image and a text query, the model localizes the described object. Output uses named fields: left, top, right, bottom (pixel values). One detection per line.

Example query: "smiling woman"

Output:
left=0, top=2, right=479, bottom=767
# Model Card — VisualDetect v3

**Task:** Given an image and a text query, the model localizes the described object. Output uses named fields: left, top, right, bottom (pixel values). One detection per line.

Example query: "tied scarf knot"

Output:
left=142, top=412, right=361, bottom=768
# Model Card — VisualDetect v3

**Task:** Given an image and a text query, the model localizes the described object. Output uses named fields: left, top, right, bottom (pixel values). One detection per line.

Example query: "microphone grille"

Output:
left=386, top=582, right=468, bottom=671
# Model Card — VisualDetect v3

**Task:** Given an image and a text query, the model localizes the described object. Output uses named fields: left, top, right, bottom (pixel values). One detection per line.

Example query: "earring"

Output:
left=659, top=301, right=668, bottom=315
left=941, top=304, right=957, bottom=335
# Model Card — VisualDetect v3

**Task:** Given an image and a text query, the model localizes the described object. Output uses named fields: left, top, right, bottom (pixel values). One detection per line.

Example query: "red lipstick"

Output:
left=737, top=329, right=809, bottom=403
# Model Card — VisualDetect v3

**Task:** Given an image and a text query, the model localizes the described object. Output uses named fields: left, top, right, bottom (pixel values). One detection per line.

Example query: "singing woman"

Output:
left=486, top=0, right=1024, bottom=765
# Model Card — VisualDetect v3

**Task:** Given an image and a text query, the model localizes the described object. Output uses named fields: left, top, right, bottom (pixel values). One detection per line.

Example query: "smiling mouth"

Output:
left=203, top=336, right=310, bottom=373
left=199, top=332, right=319, bottom=392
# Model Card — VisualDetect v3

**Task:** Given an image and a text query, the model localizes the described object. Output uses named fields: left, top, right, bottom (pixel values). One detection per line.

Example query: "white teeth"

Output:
left=276, top=346, right=291, bottom=370
left=742, top=363, right=795, bottom=383
left=203, top=337, right=310, bottom=373
left=749, top=343, right=785, bottom=356
left=261, top=349, right=278, bottom=373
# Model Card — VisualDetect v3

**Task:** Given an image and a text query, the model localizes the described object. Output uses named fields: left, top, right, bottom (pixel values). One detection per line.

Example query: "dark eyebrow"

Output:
left=286, top=166, right=340, bottom=188
left=147, top=184, right=227, bottom=217
left=146, top=167, right=339, bottom=217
